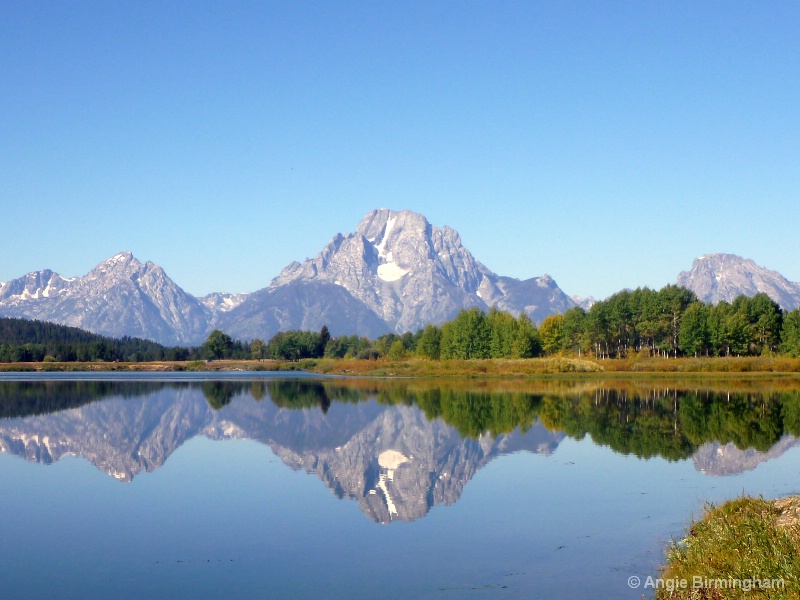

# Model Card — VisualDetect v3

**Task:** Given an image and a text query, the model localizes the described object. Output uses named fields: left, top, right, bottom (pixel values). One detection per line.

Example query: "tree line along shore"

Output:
left=2, top=285, right=800, bottom=370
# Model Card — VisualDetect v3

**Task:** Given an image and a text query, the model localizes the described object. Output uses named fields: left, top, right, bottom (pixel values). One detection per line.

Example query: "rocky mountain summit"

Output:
left=220, top=208, right=576, bottom=339
left=0, top=252, right=210, bottom=345
left=677, top=253, right=800, bottom=311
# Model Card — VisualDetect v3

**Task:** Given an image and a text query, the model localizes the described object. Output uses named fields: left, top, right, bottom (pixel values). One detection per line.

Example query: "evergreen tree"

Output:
left=319, top=325, right=331, bottom=355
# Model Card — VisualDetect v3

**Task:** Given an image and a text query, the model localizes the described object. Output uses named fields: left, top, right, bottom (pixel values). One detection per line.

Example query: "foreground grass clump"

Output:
left=658, top=497, right=800, bottom=599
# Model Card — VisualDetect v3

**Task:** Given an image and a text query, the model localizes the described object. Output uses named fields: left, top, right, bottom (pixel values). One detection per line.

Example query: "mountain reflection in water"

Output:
left=0, top=377, right=799, bottom=523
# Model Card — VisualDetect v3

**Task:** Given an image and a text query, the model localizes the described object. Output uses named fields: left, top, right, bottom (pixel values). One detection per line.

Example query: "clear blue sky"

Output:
left=2, top=1, right=798, bottom=299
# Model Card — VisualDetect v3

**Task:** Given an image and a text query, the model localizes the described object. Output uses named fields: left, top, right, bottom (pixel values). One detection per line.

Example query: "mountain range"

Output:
left=1, top=209, right=798, bottom=346
left=0, top=209, right=577, bottom=345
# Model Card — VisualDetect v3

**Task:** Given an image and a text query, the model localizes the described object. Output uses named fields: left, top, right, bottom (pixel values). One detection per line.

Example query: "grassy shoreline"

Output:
left=657, top=496, right=800, bottom=599
left=2, top=356, right=800, bottom=378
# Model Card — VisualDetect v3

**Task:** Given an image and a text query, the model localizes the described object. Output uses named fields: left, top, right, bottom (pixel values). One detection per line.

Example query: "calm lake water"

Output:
left=1, top=373, right=799, bottom=599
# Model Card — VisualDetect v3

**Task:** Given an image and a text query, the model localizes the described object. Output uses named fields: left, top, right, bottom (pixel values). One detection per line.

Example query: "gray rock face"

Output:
left=0, top=252, right=211, bottom=345
left=217, top=281, right=391, bottom=340
left=677, top=253, right=800, bottom=310
left=260, top=208, right=575, bottom=334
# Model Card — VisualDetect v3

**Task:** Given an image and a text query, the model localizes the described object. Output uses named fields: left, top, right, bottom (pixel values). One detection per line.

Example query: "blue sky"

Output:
left=2, top=1, right=798, bottom=299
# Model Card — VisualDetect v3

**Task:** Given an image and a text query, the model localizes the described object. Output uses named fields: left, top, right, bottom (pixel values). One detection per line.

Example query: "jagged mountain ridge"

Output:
left=0, top=252, right=210, bottom=345
left=221, top=208, right=576, bottom=338
left=677, top=253, right=800, bottom=311
left=4, top=237, right=800, bottom=346
left=199, top=292, right=249, bottom=313
left=0, top=209, right=576, bottom=344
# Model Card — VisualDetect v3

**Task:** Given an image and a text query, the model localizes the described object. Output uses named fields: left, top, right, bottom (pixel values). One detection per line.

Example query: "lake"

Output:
left=1, top=372, right=799, bottom=599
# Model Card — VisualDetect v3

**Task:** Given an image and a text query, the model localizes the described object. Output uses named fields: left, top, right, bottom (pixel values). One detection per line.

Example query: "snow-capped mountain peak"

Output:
left=0, top=253, right=211, bottom=345
left=259, top=208, right=573, bottom=334
left=0, top=269, right=71, bottom=304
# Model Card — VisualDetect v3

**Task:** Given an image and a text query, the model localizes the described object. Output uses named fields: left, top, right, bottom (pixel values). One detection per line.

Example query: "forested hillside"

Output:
left=0, top=318, right=192, bottom=362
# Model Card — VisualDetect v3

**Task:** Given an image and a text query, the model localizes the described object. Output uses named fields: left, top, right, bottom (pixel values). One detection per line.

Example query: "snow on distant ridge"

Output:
left=199, top=292, right=249, bottom=312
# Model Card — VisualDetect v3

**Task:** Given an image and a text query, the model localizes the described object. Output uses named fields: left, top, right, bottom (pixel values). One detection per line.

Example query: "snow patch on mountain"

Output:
left=374, top=215, right=397, bottom=258
left=570, top=295, right=597, bottom=310
left=377, top=261, right=409, bottom=282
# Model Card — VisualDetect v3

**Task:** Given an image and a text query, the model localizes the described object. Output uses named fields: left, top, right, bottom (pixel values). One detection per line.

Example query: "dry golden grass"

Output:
left=3, top=356, right=800, bottom=384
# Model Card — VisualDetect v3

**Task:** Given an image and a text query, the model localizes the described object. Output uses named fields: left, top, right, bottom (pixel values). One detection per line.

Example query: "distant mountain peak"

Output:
left=98, top=251, right=138, bottom=267
left=677, top=253, right=800, bottom=310
left=243, top=208, right=575, bottom=336
left=111, top=250, right=135, bottom=261
left=570, top=295, right=597, bottom=310
left=200, top=292, right=249, bottom=313
left=0, top=252, right=211, bottom=345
